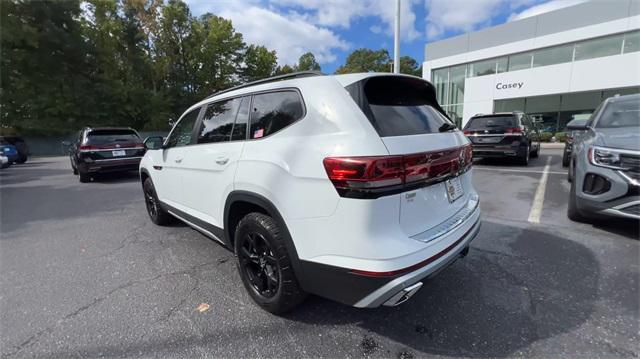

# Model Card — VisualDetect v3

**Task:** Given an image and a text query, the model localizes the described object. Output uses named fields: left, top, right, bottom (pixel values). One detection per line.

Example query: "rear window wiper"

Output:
left=438, top=123, right=457, bottom=132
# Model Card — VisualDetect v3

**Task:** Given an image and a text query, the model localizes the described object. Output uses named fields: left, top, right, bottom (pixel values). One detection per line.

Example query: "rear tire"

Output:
left=519, top=145, right=530, bottom=166
left=531, top=144, right=539, bottom=158
left=235, top=212, right=306, bottom=314
left=16, top=155, right=27, bottom=164
left=562, top=150, right=570, bottom=167
left=79, top=172, right=91, bottom=183
left=143, top=177, right=174, bottom=225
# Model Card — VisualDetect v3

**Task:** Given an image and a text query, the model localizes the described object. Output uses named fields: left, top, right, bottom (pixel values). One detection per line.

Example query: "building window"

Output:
left=469, top=59, right=496, bottom=77
left=623, top=31, right=640, bottom=53
left=432, top=68, right=449, bottom=105
left=532, top=44, right=573, bottom=67
left=448, top=65, right=466, bottom=105
left=574, top=33, right=624, bottom=61
left=507, top=52, right=532, bottom=72
left=496, top=57, right=508, bottom=73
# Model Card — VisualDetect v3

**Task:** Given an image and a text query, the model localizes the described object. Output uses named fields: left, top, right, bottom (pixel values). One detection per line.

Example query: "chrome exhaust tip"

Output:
left=382, top=282, right=423, bottom=307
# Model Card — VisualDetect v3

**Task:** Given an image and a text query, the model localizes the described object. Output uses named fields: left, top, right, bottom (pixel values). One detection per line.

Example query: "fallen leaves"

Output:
left=196, top=303, right=210, bottom=313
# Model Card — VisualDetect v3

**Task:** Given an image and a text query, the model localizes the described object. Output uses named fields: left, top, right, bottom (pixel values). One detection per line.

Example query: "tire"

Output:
left=143, top=177, right=174, bottom=225
left=519, top=145, right=530, bottom=166
left=567, top=168, right=589, bottom=223
left=562, top=150, right=570, bottom=167
left=531, top=143, right=539, bottom=158
left=235, top=212, right=306, bottom=314
left=567, top=157, right=573, bottom=183
left=79, top=171, right=91, bottom=183
left=16, top=155, right=27, bottom=164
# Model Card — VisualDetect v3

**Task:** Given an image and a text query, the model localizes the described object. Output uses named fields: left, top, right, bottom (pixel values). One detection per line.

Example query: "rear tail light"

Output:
left=79, top=145, right=96, bottom=151
left=463, top=130, right=472, bottom=135
left=324, top=145, right=472, bottom=198
left=505, top=127, right=523, bottom=134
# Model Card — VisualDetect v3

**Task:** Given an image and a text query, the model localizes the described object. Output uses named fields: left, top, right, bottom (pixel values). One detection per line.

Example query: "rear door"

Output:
left=349, top=76, right=472, bottom=237
left=181, top=96, right=249, bottom=228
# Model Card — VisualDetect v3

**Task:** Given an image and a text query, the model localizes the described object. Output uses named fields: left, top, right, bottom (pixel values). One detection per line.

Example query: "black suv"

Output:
left=463, top=111, right=540, bottom=165
left=69, top=127, right=145, bottom=182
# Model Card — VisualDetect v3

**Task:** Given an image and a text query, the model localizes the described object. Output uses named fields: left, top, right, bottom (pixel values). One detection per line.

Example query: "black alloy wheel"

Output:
left=238, top=232, right=280, bottom=299
left=142, top=177, right=173, bottom=225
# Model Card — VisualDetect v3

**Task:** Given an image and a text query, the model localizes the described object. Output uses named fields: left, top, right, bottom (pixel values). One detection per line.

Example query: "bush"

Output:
left=554, top=132, right=568, bottom=143
left=539, top=132, right=554, bottom=142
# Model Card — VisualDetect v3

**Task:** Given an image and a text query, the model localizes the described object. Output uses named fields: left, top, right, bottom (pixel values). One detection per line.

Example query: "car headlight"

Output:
left=588, top=146, right=628, bottom=170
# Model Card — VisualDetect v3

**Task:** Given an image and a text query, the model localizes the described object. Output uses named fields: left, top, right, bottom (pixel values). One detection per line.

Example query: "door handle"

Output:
left=175, top=157, right=183, bottom=163
left=215, top=157, right=229, bottom=165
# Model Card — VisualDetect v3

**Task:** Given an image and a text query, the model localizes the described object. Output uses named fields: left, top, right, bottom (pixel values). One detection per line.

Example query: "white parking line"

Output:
left=527, top=156, right=552, bottom=223
left=474, top=167, right=566, bottom=175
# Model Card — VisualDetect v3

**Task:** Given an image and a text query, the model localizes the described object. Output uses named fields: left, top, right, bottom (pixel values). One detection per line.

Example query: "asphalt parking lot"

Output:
left=1, top=147, right=638, bottom=358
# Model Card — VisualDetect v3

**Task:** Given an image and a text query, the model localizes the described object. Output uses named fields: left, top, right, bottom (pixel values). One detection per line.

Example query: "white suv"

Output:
left=140, top=72, right=481, bottom=313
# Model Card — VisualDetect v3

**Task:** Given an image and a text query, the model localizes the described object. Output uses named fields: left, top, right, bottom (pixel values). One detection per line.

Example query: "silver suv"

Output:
left=567, top=93, right=640, bottom=221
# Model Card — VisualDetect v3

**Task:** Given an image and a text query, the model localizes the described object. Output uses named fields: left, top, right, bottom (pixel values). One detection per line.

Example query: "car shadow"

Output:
left=591, top=218, right=639, bottom=240
left=40, top=220, right=603, bottom=358
left=89, top=171, right=140, bottom=184
left=282, top=220, right=601, bottom=357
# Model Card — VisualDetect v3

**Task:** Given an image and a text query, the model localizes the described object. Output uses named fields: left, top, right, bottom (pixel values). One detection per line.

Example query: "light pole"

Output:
left=393, top=0, right=400, bottom=74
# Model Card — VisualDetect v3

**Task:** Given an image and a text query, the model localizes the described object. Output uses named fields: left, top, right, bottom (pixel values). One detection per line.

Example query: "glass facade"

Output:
left=430, top=30, right=640, bottom=127
left=493, top=87, right=640, bottom=133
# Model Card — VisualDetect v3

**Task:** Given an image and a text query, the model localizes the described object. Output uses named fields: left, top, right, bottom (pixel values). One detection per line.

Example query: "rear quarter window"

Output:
left=249, top=91, right=304, bottom=139
left=351, top=76, right=452, bottom=137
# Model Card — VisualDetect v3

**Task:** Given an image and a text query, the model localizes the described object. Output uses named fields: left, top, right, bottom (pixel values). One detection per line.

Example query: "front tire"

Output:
left=79, top=171, right=91, bottom=183
left=567, top=169, right=589, bottom=223
left=143, top=177, right=174, bottom=225
left=562, top=150, right=570, bottom=167
left=235, top=212, right=306, bottom=314
left=519, top=144, right=530, bottom=166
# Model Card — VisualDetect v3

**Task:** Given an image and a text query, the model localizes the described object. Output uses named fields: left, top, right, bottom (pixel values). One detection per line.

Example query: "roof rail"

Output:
left=205, top=71, right=325, bottom=100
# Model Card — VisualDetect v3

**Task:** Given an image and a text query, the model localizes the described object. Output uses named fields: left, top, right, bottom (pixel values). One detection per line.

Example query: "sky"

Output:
left=184, top=0, right=588, bottom=73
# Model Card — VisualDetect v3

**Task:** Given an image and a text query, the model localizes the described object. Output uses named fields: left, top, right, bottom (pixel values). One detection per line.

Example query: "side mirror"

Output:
left=144, top=136, right=164, bottom=150
left=566, top=123, right=588, bottom=131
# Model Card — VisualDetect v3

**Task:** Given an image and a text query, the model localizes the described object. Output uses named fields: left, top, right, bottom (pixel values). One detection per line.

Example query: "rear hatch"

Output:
left=463, top=115, right=521, bottom=146
left=82, top=129, right=145, bottom=160
left=344, top=75, right=473, bottom=237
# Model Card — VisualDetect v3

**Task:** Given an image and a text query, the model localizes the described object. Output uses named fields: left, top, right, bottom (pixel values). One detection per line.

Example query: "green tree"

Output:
left=399, top=56, right=422, bottom=77
left=295, top=52, right=321, bottom=72
left=335, top=49, right=391, bottom=74
left=242, top=45, right=277, bottom=82
left=274, top=64, right=295, bottom=75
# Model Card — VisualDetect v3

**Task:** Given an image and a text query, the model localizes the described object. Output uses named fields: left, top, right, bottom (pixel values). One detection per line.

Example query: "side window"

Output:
left=198, top=98, right=242, bottom=144
left=231, top=96, right=250, bottom=141
left=166, top=107, right=200, bottom=148
left=249, top=91, right=304, bottom=139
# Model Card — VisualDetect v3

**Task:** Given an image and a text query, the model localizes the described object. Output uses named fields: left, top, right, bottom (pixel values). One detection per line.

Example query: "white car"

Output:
left=140, top=72, right=481, bottom=313
left=0, top=154, right=9, bottom=169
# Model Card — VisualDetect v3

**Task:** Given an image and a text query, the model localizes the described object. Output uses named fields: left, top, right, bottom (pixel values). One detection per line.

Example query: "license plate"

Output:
left=445, top=177, right=464, bottom=203
left=475, top=136, right=502, bottom=143
left=112, top=150, right=126, bottom=157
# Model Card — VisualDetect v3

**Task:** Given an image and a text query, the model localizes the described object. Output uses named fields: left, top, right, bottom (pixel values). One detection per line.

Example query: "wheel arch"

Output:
left=224, top=191, right=304, bottom=280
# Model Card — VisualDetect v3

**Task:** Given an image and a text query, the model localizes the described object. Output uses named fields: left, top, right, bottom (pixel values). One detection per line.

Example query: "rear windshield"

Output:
left=464, top=116, right=517, bottom=130
left=349, top=76, right=452, bottom=137
left=596, top=97, right=640, bottom=128
left=87, top=130, right=140, bottom=144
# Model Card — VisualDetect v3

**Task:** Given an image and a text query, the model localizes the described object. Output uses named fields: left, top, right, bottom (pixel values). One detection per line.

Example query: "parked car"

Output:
left=567, top=93, right=640, bottom=221
left=562, top=118, right=589, bottom=167
left=69, top=127, right=145, bottom=183
left=0, top=136, right=30, bottom=163
left=140, top=72, right=480, bottom=313
left=463, top=111, right=540, bottom=165
left=0, top=154, right=10, bottom=169
left=0, top=142, right=19, bottom=164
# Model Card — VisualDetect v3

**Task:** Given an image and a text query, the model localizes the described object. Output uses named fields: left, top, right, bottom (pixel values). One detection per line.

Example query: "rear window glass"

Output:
left=596, top=97, right=640, bottom=128
left=358, top=76, right=452, bottom=137
left=464, top=116, right=517, bottom=130
left=87, top=130, right=140, bottom=144
left=249, top=91, right=304, bottom=139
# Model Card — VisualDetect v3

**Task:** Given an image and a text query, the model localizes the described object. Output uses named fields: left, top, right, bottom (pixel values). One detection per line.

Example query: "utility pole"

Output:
left=393, top=0, right=401, bottom=74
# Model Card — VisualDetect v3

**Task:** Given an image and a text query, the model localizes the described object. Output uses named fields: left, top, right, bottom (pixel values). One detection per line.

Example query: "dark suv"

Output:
left=463, top=112, right=540, bottom=165
left=69, top=127, right=145, bottom=182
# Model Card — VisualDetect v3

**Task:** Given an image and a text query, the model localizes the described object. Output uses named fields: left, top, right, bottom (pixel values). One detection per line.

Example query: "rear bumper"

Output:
left=472, top=145, right=525, bottom=158
left=297, top=208, right=481, bottom=308
left=78, top=157, right=142, bottom=173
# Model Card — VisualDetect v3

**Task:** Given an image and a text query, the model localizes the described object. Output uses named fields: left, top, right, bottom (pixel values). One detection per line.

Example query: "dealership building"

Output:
left=422, top=0, right=640, bottom=131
